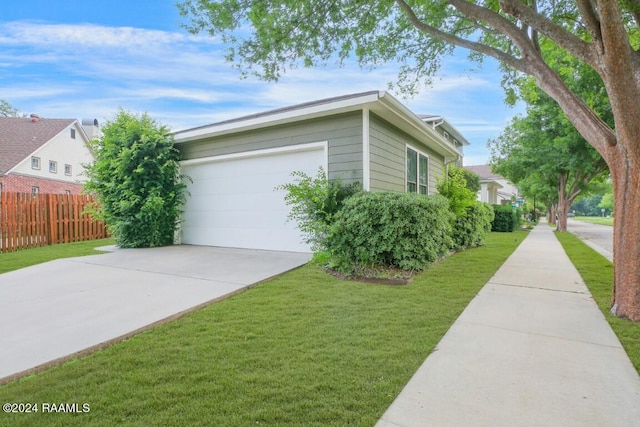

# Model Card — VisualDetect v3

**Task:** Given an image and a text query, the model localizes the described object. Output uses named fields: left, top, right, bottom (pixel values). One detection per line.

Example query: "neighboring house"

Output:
left=0, top=115, right=97, bottom=194
left=174, top=90, right=466, bottom=252
left=465, top=165, right=519, bottom=205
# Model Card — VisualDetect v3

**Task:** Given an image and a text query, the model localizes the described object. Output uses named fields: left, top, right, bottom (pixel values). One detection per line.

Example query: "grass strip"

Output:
left=555, top=232, right=640, bottom=374
left=573, top=216, right=613, bottom=226
left=0, top=238, right=115, bottom=275
left=0, top=232, right=526, bottom=426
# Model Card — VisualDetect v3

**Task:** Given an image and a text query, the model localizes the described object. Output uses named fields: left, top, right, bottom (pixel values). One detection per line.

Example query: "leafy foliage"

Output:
left=489, top=41, right=610, bottom=230
left=436, top=165, right=477, bottom=218
left=0, top=99, right=22, bottom=117
left=436, top=165, right=491, bottom=250
left=327, top=192, right=454, bottom=273
left=276, top=168, right=360, bottom=251
left=84, top=110, right=188, bottom=248
left=452, top=202, right=495, bottom=250
left=491, top=205, right=521, bottom=232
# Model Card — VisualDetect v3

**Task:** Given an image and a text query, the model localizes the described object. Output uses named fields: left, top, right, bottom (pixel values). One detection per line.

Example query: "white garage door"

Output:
left=180, top=143, right=326, bottom=252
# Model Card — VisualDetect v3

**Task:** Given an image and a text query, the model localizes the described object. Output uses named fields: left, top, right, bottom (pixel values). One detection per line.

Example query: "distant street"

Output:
left=567, top=219, right=613, bottom=261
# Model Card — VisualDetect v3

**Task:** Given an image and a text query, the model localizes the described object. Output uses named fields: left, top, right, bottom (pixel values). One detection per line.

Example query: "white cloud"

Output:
left=0, top=21, right=212, bottom=49
left=0, top=20, right=518, bottom=163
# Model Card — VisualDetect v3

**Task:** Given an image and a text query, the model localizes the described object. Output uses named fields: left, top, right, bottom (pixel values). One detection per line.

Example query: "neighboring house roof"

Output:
left=0, top=116, right=76, bottom=175
left=173, top=90, right=462, bottom=159
left=465, top=164, right=503, bottom=181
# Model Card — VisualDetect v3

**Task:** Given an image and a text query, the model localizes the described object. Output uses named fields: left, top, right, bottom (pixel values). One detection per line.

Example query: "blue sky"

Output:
left=0, top=0, right=523, bottom=165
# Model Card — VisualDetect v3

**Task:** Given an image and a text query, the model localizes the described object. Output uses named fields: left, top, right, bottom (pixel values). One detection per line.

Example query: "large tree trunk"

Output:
left=548, top=203, right=557, bottom=226
left=608, top=142, right=640, bottom=320
left=556, top=175, right=569, bottom=232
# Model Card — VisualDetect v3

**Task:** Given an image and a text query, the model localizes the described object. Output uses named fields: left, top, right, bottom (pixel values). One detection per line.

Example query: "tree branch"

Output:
left=393, top=0, right=525, bottom=72
left=576, top=0, right=604, bottom=54
left=499, top=0, right=596, bottom=67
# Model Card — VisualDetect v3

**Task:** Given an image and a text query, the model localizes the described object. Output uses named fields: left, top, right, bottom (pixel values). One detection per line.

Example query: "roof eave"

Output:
left=172, top=91, right=383, bottom=143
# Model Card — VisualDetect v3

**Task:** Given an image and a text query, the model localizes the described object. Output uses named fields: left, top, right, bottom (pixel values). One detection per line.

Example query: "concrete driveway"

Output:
left=0, top=245, right=311, bottom=383
left=568, top=218, right=613, bottom=261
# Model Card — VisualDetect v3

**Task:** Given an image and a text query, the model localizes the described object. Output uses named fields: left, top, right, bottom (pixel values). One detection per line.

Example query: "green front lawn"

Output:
left=573, top=216, right=614, bottom=226
left=0, top=232, right=526, bottom=426
left=555, top=232, right=640, bottom=374
left=0, top=239, right=115, bottom=274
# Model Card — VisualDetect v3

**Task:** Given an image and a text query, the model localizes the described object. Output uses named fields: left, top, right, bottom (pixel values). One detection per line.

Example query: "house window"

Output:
left=49, top=160, right=58, bottom=174
left=65, top=190, right=71, bottom=195
left=443, top=131, right=450, bottom=141
left=31, top=156, right=41, bottom=170
left=70, top=128, right=76, bottom=139
left=406, top=146, right=429, bottom=195
left=65, top=164, right=72, bottom=176
left=31, top=186, right=39, bottom=194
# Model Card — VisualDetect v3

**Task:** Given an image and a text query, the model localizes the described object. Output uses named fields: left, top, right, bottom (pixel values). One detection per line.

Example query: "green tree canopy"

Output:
left=84, top=110, right=188, bottom=248
left=489, top=88, right=608, bottom=230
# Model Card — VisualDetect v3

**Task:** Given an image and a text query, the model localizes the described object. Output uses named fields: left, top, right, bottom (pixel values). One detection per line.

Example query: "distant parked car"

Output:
left=567, top=212, right=575, bottom=217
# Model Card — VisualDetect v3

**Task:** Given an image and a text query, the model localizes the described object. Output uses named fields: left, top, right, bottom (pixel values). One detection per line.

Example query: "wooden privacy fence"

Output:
left=0, top=192, right=108, bottom=253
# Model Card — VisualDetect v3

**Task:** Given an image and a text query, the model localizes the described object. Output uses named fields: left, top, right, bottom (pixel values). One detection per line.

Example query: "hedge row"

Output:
left=452, top=202, right=495, bottom=250
left=325, top=192, right=494, bottom=274
left=491, top=204, right=522, bottom=232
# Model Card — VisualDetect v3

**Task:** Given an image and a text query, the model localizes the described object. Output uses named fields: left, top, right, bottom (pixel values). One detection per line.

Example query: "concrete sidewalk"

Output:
left=377, top=223, right=640, bottom=426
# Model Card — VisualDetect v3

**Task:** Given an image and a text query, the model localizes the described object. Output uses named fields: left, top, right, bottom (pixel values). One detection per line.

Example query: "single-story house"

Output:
left=0, top=115, right=97, bottom=194
left=465, top=165, right=519, bottom=205
left=173, top=90, right=466, bottom=252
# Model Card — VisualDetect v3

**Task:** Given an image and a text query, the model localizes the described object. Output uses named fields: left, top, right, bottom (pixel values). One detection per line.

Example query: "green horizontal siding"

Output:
left=177, top=112, right=363, bottom=185
left=369, top=114, right=445, bottom=194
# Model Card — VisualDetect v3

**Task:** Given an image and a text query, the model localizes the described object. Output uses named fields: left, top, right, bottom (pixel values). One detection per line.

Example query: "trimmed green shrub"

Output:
left=327, top=192, right=454, bottom=273
left=452, top=202, right=494, bottom=249
left=491, top=204, right=522, bottom=232
left=276, top=168, right=360, bottom=251
left=84, top=110, right=188, bottom=248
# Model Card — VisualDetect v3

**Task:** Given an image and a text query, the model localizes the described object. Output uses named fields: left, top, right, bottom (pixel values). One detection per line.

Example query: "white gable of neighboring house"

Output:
left=477, top=180, right=502, bottom=204
left=8, top=121, right=94, bottom=184
left=466, top=165, right=519, bottom=205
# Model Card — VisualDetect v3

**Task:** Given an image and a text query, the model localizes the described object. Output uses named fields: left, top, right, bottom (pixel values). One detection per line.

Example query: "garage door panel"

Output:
left=180, top=146, right=324, bottom=252
left=185, top=192, right=287, bottom=211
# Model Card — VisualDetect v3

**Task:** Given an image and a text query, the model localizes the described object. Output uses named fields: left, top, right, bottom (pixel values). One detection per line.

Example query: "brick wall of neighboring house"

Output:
left=0, top=174, right=84, bottom=194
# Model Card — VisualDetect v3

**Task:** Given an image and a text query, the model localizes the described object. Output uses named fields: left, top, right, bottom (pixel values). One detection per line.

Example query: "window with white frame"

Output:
left=406, top=146, right=429, bottom=195
left=64, top=164, right=72, bottom=176
left=31, top=156, right=41, bottom=170
left=70, top=128, right=76, bottom=139
left=31, top=186, right=39, bottom=194
left=49, top=160, right=57, bottom=174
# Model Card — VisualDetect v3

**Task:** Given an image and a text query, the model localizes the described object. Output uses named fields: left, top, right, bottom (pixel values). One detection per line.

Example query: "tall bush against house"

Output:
left=327, top=192, right=454, bottom=273
left=436, top=166, right=493, bottom=249
left=84, top=110, right=188, bottom=248
left=276, top=168, right=359, bottom=251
